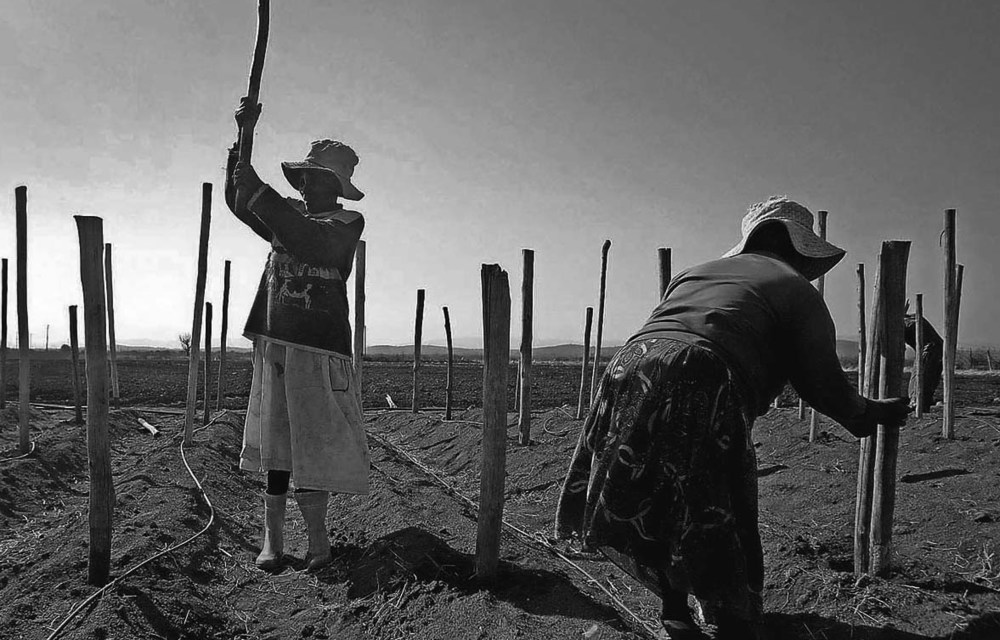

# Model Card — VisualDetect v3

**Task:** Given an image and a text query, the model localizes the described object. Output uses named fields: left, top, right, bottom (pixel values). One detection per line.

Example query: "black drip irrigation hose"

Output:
left=0, top=441, right=36, bottom=463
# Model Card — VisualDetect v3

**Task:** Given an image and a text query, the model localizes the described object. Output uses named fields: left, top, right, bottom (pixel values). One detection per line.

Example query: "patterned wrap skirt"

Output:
left=554, top=337, right=763, bottom=621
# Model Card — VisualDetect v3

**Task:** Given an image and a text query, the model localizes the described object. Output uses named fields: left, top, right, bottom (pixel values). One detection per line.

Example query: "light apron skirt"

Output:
left=241, top=340, right=369, bottom=494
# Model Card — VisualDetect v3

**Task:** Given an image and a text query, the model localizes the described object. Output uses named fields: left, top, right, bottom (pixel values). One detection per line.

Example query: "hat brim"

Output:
left=722, top=219, right=846, bottom=281
left=281, top=161, right=365, bottom=201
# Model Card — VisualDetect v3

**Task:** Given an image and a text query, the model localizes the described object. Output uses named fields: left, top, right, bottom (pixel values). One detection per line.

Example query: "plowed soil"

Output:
left=1, top=357, right=999, bottom=639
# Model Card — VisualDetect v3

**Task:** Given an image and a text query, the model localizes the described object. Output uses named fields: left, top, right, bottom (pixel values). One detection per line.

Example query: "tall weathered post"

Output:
left=216, top=260, right=231, bottom=412
left=476, top=264, right=510, bottom=581
left=184, top=184, right=212, bottom=445
left=353, top=241, right=366, bottom=402
left=590, top=240, right=611, bottom=404
left=658, top=247, right=672, bottom=301
left=203, top=301, right=213, bottom=425
left=16, top=187, right=30, bottom=454
left=857, top=264, right=866, bottom=390
left=855, top=251, right=883, bottom=576
left=412, top=289, right=425, bottom=413
left=808, top=211, right=828, bottom=440
left=518, top=249, right=534, bottom=446
left=942, top=209, right=957, bottom=438
left=1, top=258, right=7, bottom=410
left=576, top=307, right=594, bottom=420
left=69, top=306, right=84, bottom=425
left=75, top=216, right=113, bottom=587
left=104, top=243, right=120, bottom=407
left=443, top=306, right=454, bottom=420
left=870, top=241, right=910, bottom=576
left=914, top=293, right=924, bottom=419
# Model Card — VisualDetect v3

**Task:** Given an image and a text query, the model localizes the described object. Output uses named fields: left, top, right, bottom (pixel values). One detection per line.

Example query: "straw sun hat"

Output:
left=722, top=196, right=846, bottom=280
left=281, top=139, right=365, bottom=201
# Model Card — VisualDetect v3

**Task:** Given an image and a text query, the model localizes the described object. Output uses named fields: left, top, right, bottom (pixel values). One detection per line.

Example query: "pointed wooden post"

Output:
left=518, top=249, right=534, bottom=446
left=69, top=306, right=84, bottom=425
left=203, top=301, right=213, bottom=425
left=870, top=240, right=910, bottom=576
left=216, top=260, right=231, bottom=412
left=412, top=289, right=425, bottom=413
left=443, top=306, right=454, bottom=420
left=16, top=187, right=30, bottom=454
left=353, top=240, right=366, bottom=404
left=75, top=215, right=113, bottom=587
left=658, top=247, right=672, bottom=301
left=942, top=209, right=957, bottom=438
left=104, top=243, right=120, bottom=407
left=590, top=240, right=611, bottom=404
left=855, top=251, right=883, bottom=576
left=1, top=258, right=6, bottom=410
left=857, top=264, right=866, bottom=391
left=807, top=211, right=829, bottom=439
left=184, top=184, right=212, bottom=445
left=476, top=264, right=510, bottom=581
left=576, top=307, right=594, bottom=420
left=914, top=294, right=924, bottom=419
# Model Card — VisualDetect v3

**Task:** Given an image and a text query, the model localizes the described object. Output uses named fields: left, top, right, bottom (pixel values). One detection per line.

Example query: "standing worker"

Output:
left=226, top=98, right=369, bottom=571
left=554, top=196, right=909, bottom=639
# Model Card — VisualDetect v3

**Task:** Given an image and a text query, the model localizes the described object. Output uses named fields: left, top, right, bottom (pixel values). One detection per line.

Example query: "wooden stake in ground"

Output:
left=855, top=250, right=884, bottom=576
left=74, top=215, right=113, bottom=587
left=869, top=240, right=910, bottom=577
left=443, top=306, right=454, bottom=420
left=184, top=184, right=212, bottom=445
left=808, top=212, right=829, bottom=440
left=1, top=258, right=6, bottom=410
left=518, top=249, right=534, bottom=446
left=576, top=307, right=594, bottom=420
left=857, top=264, right=867, bottom=391
left=69, top=305, right=84, bottom=425
left=203, top=301, right=213, bottom=425
left=16, top=186, right=30, bottom=454
left=412, top=288, right=425, bottom=413
left=590, top=240, right=611, bottom=404
left=658, top=247, right=671, bottom=301
left=353, top=240, right=366, bottom=401
left=942, top=209, right=957, bottom=438
left=914, top=293, right=924, bottom=419
left=216, top=260, right=231, bottom=412
left=476, top=264, right=510, bottom=580
left=104, top=243, right=120, bottom=407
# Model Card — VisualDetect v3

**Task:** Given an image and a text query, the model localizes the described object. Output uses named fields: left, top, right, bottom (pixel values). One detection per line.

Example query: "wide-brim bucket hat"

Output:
left=722, top=196, right=846, bottom=281
left=281, top=139, right=364, bottom=201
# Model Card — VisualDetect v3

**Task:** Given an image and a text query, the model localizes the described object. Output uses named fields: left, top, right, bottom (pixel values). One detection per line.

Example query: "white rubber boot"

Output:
left=255, top=492, right=286, bottom=570
left=295, top=490, right=332, bottom=571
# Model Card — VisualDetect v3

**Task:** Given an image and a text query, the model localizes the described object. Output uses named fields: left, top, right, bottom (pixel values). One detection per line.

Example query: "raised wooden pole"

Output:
left=808, top=211, right=828, bottom=440
left=476, top=264, right=510, bottom=580
left=590, top=240, right=611, bottom=404
left=184, top=184, right=212, bottom=445
left=657, top=247, right=671, bottom=301
left=855, top=251, right=884, bottom=576
left=75, top=216, right=113, bottom=587
left=203, top=301, right=213, bottom=425
left=443, top=306, right=454, bottom=420
left=412, top=288, right=425, bottom=413
left=216, top=260, right=231, bottom=412
left=69, top=306, right=84, bottom=425
left=16, top=187, right=30, bottom=454
left=914, top=294, right=924, bottom=419
left=1, top=258, right=6, bottom=410
left=857, top=264, right=867, bottom=390
left=104, top=243, right=120, bottom=407
left=353, top=240, right=366, bottom=402
left=576, top=307, right=594, bottom=420
left=870, top=240, right=910, bottom=577
left=518, top=249, right=534, bottom=446
left=942, top=209, right=957, bottom=438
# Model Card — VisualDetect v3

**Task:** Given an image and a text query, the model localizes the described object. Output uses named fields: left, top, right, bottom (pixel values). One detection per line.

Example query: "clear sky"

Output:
left=1, top=1, right=998, bottom=350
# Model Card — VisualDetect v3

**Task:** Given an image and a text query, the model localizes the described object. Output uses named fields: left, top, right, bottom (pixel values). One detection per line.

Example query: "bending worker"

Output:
left=226, top=98, right=368, bottom=572
left=903, top=310, right=943, bottom=412
left=555, top=196, right=909, bottom=640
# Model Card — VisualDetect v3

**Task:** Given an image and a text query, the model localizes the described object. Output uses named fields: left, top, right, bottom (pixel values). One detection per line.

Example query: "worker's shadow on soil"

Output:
left=323, top=526, right=621, bottom=622
left=764, top=611, right=1000, bottom=640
